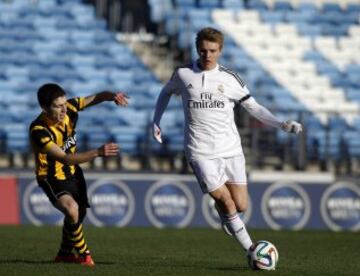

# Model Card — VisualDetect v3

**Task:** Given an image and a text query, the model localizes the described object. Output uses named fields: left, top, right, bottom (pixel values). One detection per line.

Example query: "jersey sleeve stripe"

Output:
left=30, top=125, right=46, bottom=132
left=219, top=66, right=245, bottom=87
left=239, top=94, right=251, bottom=103
left=67, top=102, right=77, bottom=113
left=78, top=97, right=85, bottom=110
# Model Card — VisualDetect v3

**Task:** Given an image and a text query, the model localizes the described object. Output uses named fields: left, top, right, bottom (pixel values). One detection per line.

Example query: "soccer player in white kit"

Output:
left=153, top=27, right=302, bottom=257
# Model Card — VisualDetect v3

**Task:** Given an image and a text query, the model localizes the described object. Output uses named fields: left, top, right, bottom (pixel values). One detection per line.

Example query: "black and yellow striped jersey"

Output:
left=29, top=97, right=86, bottom=180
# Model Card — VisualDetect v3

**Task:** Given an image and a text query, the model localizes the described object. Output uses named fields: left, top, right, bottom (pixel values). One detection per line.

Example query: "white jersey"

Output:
left=158, top=62, right=248, bottom=159
left=153, top=62, right=282, bottom=160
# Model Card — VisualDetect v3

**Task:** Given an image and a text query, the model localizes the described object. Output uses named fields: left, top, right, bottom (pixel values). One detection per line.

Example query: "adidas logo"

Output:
left=186, top=84, right=193, bottom=89
left=235, top=227, right=244, bottom=234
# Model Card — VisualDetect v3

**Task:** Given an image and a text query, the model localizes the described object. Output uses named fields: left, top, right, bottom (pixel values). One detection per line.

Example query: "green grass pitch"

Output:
left=0, top=225, right=358, bottom=276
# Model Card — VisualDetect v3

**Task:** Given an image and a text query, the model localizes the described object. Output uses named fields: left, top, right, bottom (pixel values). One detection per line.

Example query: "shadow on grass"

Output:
left=214, top=266, right=248, bottom=271
left=0, top=259, right=116, bottom=265
left=129, top=262, right=250, bottom=272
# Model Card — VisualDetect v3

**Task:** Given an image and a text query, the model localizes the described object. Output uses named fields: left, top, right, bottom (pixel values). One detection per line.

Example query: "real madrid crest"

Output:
left=217, top=84, right=224, bottom=93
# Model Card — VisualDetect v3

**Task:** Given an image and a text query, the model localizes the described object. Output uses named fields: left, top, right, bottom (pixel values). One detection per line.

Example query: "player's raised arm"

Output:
left=240, top=96, right=303, bottom=134
left=83, top=91, right=129, bottom=108
left=45, top=142, right=119, bottom=165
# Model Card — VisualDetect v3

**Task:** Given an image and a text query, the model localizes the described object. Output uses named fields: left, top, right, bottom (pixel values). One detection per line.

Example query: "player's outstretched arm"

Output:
left=83, top=91, right=129, bottom=108
left=241, top=96, right=303, bottom=134
left=280, top=120, right=303, bottom=134
left=152, top=88, right=172, bottom=143
left=46, top=142, right=119, bottom=165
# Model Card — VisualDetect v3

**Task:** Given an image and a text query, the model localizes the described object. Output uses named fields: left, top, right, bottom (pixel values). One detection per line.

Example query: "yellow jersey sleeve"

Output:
left=30, top=126, right=54, bottom=153
left=67, top=97, right=86, bottom=112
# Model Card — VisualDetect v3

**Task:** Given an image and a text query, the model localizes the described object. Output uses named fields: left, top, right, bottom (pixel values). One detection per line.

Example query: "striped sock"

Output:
left=58, top=224, right=74, bottom=255
left=64, top=221, right=90, bottom=255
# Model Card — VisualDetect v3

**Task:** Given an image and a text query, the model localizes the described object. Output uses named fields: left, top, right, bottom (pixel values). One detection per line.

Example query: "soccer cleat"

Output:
left=77, top=253, right=95, bottom=267
left=54, top=252, right=79, bottom=263
left=246, top=244, right=256, bottom=269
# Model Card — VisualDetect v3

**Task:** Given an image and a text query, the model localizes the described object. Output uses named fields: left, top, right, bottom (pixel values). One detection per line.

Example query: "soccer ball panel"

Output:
left=247, top=240, right=279, bottom=270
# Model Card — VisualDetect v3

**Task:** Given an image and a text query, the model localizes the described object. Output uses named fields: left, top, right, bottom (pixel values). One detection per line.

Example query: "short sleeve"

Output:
left=237, top=85, right=251, bottom=103
left=229, top=83, right=251, bottom=103
left=30, top=126, right=54, bottom=153
left=223, top=70, right=251, bottom=102
left=67, top=97, right=86, bottom=112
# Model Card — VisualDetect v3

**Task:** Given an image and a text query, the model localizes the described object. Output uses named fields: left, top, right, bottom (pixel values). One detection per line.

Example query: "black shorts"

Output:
left=37, top=166, right=90, bottom=208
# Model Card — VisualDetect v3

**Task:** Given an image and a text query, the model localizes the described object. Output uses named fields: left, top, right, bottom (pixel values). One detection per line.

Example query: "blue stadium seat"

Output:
left=221, top=0, right=244, bottom=9
left=345, top=89, right=360, bottom=103
left=0, top=110, right=15, bottom=125
left=110, top=126, right=144, bottom=155
left=322, top=3, right=342, bottom=13
left=2, top=123, right=29, bottom=153
left=345, top=4, right=360, bottom=12
left=148, top=0, right=173, bottom=23
left=198, top=0, right=220, bottom=9
left=328, top=117, right=348, bottom=131
left=248, top=0, right=268, bottom=11
left=260, top=11, right=285, bottom=23
left=78, top=124, right=112, bottom=148
left=0, top=0, right=168, bottom=158
left=273, top=1, right=293, bottom=11
left=297, top=23, right=322, bottom=37
left=174, top=0, right=195, bottom=8
left=297, top=2, right=317, bottom=12
left=322, top=24, right=348, bottom=37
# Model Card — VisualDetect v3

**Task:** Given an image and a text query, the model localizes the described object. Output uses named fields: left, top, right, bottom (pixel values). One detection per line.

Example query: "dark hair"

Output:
left=196, top=27, right=224, bottom=50
left=37, top=83, right=66, bottom=108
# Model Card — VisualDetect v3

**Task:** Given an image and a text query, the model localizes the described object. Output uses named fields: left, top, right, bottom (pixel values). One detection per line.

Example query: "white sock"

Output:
left=224, top=213, right=253, bottom=251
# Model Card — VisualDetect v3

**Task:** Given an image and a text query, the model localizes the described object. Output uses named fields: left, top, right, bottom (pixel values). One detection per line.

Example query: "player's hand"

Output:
left=114, top=92, right=129, bottom=106
left=153, top=123, right=163, bottom=143
left=98, top=143, right=119, bottom=156
left=281, top=120, right=303, bottom=134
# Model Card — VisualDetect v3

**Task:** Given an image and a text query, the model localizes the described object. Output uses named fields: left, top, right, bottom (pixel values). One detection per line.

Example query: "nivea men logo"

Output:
left=145, top=181, right=195, bottom=228
left=320, top=182, right=360, bottom=231
left=62, top=134, right=76, bottom=151
left=262, top=182, right=311, bottom=230
left=87, top=180, right=135, bottom=227
left=188, top=92, right=225, bottom=109
left=201, top=194, right=252, bottom=229
left=23, top=180, right=63, bottom=225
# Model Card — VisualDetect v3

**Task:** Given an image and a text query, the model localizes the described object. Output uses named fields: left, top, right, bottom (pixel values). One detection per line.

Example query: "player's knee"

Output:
left=219, top=197, right=236, bottom=214
left=233, top=193, right=248, bottom=213
left=236, top=201, right=248, bottom=213
left=64, top=201, right=79, bottom=223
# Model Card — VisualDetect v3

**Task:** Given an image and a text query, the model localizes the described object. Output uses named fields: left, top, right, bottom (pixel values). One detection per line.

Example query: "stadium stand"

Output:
left=0, top=0, right=184, bottom=170
left=147, top=0, right=360, bottom=172
left=0, top=0, right=360, bottom=174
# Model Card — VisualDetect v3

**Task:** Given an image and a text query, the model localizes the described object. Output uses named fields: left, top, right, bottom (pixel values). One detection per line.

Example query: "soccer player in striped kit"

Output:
left=29, top=83, right=128, bottom=266
left=153, top=27, right=302, bottom=260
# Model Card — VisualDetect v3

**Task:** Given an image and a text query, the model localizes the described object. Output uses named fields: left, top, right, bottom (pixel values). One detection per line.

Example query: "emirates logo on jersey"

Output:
left=187, top=92, right=225, bottom=109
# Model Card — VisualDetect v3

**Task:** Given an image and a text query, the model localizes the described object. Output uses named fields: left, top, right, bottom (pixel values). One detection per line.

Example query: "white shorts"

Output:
left=190, top=155, right=247, bottom=194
